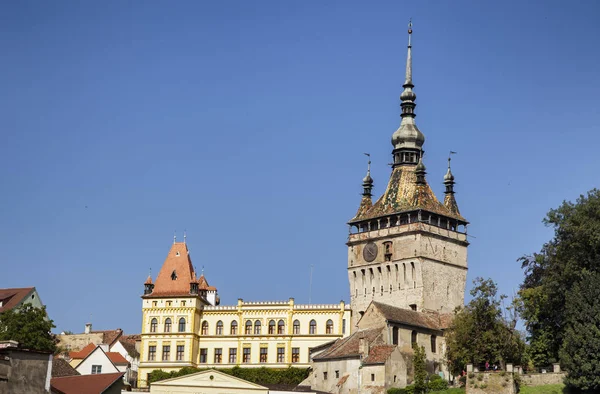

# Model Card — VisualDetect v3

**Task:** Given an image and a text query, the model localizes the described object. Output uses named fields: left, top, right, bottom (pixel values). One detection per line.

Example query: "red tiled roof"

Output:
left=51, top=372, right=124, bottom=394
left=0, top=287, right=35, bottom=313
left=146, top=243, right=197, bottom=297
left=313, top=327, right=383, bottom=361
left=363, top=345, right=396, bottom=365
left=52, top=358, right=80, bottom=378
left=144, top=275, right=153, bottom=285
left=69, top=343, right=96, bottom=359
left=106, top=352, right=128, bottom=365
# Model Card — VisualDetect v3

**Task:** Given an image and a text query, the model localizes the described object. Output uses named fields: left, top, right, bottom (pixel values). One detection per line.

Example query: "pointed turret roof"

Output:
left=145, top=242, right=197, bottom=297
left=350, top=23, right=466, bottom=224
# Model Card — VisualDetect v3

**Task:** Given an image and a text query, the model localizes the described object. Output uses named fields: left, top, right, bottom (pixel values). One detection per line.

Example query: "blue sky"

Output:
left=1, top=0, right=599, bottom=334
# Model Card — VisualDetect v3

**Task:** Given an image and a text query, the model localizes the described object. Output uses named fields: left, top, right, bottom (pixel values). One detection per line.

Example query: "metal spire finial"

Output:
left=183, top=230, right=187, bottom=244
left=173, top=231, right=176, bottom=244
left=405, top=19, right=413, bottom=85
left=364, top=153, right=371, bottom=176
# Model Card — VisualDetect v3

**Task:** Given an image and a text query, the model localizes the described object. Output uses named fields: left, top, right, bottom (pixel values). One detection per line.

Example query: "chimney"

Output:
left=85, top=323, right=92, bottom=334
left=359, top=334, right=370, bottom=358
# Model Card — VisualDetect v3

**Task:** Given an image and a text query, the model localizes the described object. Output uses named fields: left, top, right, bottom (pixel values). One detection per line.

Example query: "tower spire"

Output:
left=362, top=153, right=373, bottom=197
left=443, top=152, right=461, bottom=215
left=391, top=19, right=425, bottom=166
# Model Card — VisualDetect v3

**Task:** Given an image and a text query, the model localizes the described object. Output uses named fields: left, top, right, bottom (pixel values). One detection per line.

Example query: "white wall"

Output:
left=76, top=348, right=119, bottom=375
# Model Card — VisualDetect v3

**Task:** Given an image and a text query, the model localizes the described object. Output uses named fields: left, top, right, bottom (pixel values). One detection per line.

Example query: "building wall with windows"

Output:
left=139, top=295, right=350, bottom=387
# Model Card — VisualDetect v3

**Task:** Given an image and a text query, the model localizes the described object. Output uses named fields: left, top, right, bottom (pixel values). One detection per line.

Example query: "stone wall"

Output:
left=0, top=347, right=51, bottom=394
left=466, top=372, right=516, bottom=394
left=521, top=372, right=565, bottom=386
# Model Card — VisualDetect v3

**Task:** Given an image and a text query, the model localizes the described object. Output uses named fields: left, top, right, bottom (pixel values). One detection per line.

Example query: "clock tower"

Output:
left=346, top=24, right=469, bottom=329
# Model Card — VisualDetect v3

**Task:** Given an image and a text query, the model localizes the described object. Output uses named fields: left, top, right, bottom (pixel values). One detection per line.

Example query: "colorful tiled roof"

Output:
left=350, top=166, right=466, bottom=223
left=52, top=358, right=80, bottom=378
left=0, top=287, right=35, bottom=313
left=51, top=372, right=124, bottom=394
left=145, top=243, right=197, bottom=297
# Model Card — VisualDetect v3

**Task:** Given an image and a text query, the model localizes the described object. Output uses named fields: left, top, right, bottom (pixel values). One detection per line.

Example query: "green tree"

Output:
left=445, top=278, right=526, bottom=377
left=559, top=270, right=600, bottom=391
left=519, top=189, right=600, bottom=389
left=0, top=304, right=56, bottom=352
left=412, top=344, right=426, bottom=393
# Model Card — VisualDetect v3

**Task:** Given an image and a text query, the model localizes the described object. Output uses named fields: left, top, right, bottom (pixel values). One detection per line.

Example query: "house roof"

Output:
left=51, top=372, right=124, bottom=394
left=362, top=345, right=396, bottom=365
left=91, top=329, right=122, bottom=347
left=313, top=327, right=383, bottom=361
left=75, top=345, right=121, bottom=373
left=106, top=351, right=128, bottom=365
left=370, top=301, right=452, bottom=331
left=69, top=343, right=96, bottom=359
left=52, top=358, right=80, bottom=378
left=0, top=287, right=35, bottom=313
left=145, top=243, right=197, bottom=298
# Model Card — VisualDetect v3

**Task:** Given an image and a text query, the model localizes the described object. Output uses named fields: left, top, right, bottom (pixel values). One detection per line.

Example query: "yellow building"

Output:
left=138, top=242, right=350, bottom=387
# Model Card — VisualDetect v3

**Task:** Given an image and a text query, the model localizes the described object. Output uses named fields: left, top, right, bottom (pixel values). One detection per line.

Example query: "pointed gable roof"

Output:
left=368, top=301, right=452, bottom=331
left=147, top=242, right=196, bottom=297
left=313, top=327, right=383, bottom=361
left=0, top=287, right=36, bottom=313
left=69, top=343, right=96, bottom=360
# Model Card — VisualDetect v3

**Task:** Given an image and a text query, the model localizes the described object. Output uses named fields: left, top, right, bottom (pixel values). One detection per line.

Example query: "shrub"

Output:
left=428, top=374, right=448, bottom=391
left=499, top=371, right=506, bottom=377
left=458, top=375, right=467, bottom=386
left=477, top=374, right=483, bottom=381
left=468, top=372, right=475, bottom=379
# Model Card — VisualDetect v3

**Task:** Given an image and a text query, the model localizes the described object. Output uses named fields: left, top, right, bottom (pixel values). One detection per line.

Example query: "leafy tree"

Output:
left=0, top=304, right=56, bottom=352
left=559, top=270, right=600, bottom=391
left=412, top=344, right=426, bottom=393
left=445, top=278, right=526, bottom=376
left=519, top=189, right=600, bottom=389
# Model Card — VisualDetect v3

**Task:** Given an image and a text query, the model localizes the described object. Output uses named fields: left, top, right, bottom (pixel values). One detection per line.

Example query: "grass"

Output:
left=430, top=389, right=465, bottom=394
left=519, top=384, right=565, bottom=394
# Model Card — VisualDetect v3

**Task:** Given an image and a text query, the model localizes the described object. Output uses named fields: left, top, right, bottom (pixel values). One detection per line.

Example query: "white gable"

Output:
left=75, top=347, right=119, bottom=375
left=151, top=370, right=268, bottom=391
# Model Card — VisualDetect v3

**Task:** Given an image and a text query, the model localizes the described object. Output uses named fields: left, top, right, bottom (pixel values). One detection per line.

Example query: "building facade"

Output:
left=138, top=242, right=350, bottom=387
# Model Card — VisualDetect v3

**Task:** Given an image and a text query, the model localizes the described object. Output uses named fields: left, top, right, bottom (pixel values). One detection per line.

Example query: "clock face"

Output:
left=363, top=242, right=378, bottom=262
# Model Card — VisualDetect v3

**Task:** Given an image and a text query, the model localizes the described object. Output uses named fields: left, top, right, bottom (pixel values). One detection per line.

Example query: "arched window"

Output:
left=278, top=320, right=285, bottom=335
left=201, top=321, right=208, bottom=335
left=326, top=319, right=334, bottom=334
left=150, top=318, right=157, bottom=333
left=245, top=320, right=252, bottom=335
left=178, top=318, right=186, bottom=332
left=216, top=320, right=223, bottom=335
left=411, top=330, right=417, bottom=346
left=293, top=320, right=300, bottom=335
left=254, top=320, right=261, bottom=335
left=309, top=319, right=317, bottom=335
left=230, top=321, right=238, bottom=335
left=164, top=318, right=172, bottom=333
left=268, top=320, right=276, bottom=335
left=431, top=335, right=437, bottom=353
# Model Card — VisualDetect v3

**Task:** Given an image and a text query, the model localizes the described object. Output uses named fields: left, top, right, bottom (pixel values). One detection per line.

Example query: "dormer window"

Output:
left=171, top=270, right=177, bottom=280
left=176, top=251, right=180, bottom=256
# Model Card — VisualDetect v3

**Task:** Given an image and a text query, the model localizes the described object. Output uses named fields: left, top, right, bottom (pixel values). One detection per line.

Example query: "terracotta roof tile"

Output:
left=51, top=372, right=124, bottom=394
left=69, top=343, right=96, bottom=359
left=371, top=302, right=449, bottom=331
left=146, top=243, right=197, bottom=297
left=51, top=358, right=80, bottom=378
left=0, top=287, right=35, bottom=313
left=106, top=352, right=128, bottom=365
left=363, top=345, right=396, bottom=365
left=313, top=327, right=383, bottom=361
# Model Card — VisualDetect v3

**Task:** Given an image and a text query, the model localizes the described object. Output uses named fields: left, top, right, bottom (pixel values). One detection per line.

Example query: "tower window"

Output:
left=410, top=304, right=417, bottom=311
left=171, top=270, right=177, bottom=280
left=178, top=317, right=186, bottom=332
left=383, top=241, right=393, bottom=261
left=150, top=318, right=157, bottom=333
